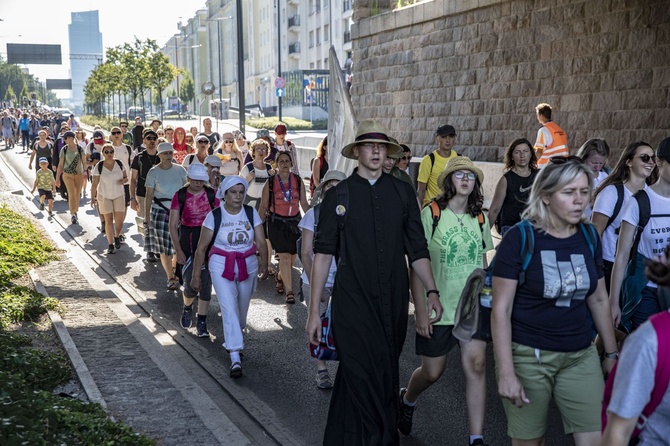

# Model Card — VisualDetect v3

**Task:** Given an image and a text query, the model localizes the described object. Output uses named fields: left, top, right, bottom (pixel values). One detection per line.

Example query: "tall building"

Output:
left=68, top=10, right=103, bottom=110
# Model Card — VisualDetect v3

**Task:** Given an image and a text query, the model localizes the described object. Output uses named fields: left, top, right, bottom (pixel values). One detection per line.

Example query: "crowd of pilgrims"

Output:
left=6, top=104, right=670, bottom=446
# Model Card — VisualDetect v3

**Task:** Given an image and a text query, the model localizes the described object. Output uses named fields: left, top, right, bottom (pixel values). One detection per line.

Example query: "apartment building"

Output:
left=161, top=0, right=352, bottom=117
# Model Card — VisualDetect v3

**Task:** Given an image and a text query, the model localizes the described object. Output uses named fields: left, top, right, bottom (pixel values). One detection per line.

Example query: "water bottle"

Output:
left=480, top=275, right=492, bottom=308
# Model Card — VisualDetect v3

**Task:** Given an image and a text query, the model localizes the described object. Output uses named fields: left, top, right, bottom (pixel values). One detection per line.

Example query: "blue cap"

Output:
left=38, top=157, right=48, bottom=164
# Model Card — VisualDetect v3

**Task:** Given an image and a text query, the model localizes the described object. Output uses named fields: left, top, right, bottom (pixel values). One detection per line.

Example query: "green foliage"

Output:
left=80, top=115, right=120, bottom=130
left=0, top=206, right=58, bottom=281
left=395, top=0, right=417, bottom=8
left=0, top=332, right=70, bottom=390
left=4, top=84, right=15, bottom=101
left=179, top=72, right=195, bottom=106
left=247, top=117, right=327, bottom=131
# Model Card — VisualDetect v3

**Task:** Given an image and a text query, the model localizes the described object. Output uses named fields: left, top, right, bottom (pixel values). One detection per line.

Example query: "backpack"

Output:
left=604, top=183, right=626, bottom=235
left=176, top=185, right=216, bottom=219
left=96, top=159, right=125, bottom=175
left=601, top=310, right=670, bottom=443
left=427, top=200, right=486, bottom=249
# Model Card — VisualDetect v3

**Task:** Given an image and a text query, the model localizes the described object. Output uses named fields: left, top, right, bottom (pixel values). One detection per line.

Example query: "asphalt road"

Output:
left=0, top=128, right=574, bottom=446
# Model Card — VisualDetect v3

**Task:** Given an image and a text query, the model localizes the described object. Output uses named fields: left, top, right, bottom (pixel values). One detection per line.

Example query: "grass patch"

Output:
left=80, top=115, right=120, bottom=130
left=247, top=116, right=327, bottom=131
left=0, top=206, right=154, bottom=444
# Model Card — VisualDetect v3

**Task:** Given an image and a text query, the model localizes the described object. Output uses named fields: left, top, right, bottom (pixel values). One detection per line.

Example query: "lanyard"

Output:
left=277, top=174, right=292, bottom=202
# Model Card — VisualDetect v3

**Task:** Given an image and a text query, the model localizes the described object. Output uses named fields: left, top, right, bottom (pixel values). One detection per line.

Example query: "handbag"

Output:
left=309, top=304, right=338, bottom=361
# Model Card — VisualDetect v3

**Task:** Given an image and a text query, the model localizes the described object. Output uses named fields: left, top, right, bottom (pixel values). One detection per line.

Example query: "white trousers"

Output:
left=209, top=254, right=258, bottom=352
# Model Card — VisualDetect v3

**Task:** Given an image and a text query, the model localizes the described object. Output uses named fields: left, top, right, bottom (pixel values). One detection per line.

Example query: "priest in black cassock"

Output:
left=307, top=121, right=443, bottom=445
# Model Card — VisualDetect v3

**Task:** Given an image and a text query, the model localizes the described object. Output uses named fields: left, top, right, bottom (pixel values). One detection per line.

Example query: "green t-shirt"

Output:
left=36, top=169, right=55, bottom=190
left=419, top=205, right=493, bottom=325
left=417, top=150, right=458, bottom=206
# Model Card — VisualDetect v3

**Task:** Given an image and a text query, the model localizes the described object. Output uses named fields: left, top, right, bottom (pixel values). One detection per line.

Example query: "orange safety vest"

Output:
left=535, top=121, right=568, bottom=166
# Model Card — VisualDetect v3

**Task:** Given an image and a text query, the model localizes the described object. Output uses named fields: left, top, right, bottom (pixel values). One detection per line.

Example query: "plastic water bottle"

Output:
left=480, top=275, right=492, bottom=308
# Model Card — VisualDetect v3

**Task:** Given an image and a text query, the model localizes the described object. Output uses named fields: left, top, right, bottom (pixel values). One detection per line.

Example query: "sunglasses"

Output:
left=549, top=155, right=583, bottom=165
left=638, top=154, right=657, bottom=163
left=453, top=171, right=477, bottom=181
left=103, top=150, right=114, bottom=154
left=111, top=131, right=121, bottom=135
left=197, top=141, right=209, bottom=144
left=401, top=156, right=411, bottom=160
left=146, top=136, right=157, bottom=141
left=224, top=140, right=234, bottom=144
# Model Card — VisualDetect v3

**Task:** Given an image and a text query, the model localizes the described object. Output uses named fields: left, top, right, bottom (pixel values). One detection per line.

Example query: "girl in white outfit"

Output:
left=190, top=176, right=268, bottom=378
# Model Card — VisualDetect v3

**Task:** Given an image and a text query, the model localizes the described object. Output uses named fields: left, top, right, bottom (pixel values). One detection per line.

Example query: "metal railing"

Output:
left=289, top=42, right=301, bottom=54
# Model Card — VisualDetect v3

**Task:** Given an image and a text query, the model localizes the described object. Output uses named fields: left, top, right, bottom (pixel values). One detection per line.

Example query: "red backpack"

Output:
left=602, top=310, right=670, bottom=440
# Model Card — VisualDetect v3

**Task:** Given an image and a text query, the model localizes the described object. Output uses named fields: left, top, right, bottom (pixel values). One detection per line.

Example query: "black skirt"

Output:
left=266, top=214, right=301, bottom=254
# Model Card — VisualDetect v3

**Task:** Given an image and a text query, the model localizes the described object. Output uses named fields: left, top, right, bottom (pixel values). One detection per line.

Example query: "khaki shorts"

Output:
left=98, top=195, right=125, bottom=215
left=497, top=343, right=603, bottom=440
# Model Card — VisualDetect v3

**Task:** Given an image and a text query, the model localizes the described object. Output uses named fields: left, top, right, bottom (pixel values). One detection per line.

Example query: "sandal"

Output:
left=275, top=274, right=284, bottom=294
left=285, top=291, right=295, bottom=304
left=267, top=265, right=277, bottom=276
left=167, top=277, right=180, bottom=290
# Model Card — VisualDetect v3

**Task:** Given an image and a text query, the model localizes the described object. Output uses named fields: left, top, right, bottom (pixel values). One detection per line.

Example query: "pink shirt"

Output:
left=170, top=189, right=220, bottom=227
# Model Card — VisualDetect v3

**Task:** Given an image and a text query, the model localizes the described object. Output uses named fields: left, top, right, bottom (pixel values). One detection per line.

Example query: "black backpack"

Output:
left=96, top=159, right=125, bottom=174
left=177, top=185, right=216, bottom=219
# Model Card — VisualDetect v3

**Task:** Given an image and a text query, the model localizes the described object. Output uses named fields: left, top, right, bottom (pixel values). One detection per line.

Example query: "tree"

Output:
left=179, top=72, right=195, bottom=113
left=4, top=84, right=15, bottom=102
left=145, top=40, right=177, bottom=120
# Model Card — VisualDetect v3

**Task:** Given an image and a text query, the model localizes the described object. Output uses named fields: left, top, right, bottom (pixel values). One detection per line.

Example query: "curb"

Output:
left=28, top=269, right=109, bottom=412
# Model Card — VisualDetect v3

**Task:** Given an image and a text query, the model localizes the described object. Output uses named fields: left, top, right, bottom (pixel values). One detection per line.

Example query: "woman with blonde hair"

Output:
left=55, top=130, right=87, bottom=224
left=492, top=157, right=618, bottom=446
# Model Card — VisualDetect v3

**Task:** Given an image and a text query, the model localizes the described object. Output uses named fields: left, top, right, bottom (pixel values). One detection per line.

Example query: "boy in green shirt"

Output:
left=31, top=157, right=56, bottom=217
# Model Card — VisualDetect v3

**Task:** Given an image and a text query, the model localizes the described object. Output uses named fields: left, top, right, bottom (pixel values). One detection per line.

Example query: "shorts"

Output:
left=497, top=343, right=603, bottom=440
left=182, top=256, right=212, bottom=301
left=266, top=214, right=301, bottom=254
left=38, top=189, right=53, bottom=200
left=98, top=195, right=125, bottom=214
left=124, top=184, right=130, bottom=207
left=415, top=325, right=459, bottom=357
left=2, top=128, right=12, bottom=138
left=301, top=281, right=331, bottom=316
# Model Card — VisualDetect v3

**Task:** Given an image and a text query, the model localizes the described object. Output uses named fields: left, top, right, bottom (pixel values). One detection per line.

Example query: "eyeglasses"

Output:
left=359, top=143, right=389, bottom=150
left=145, top=136, right=157, bottom=141
left=103, top=150, right=114, bottom=155
left=638, top=154, right=657, bottom=164
left=224, top=140, right=234, bottom=144
left=111, top=131, right=121, bottom=135
left=549, top=155, right=583, bottom=165
left=401, top=156, right=411, bottom=160
left=453, top=171, right=477, bottom=181
left=120, top=125, right=128, bottom=128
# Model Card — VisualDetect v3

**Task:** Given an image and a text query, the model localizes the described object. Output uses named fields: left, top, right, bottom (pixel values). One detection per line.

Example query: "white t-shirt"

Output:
left=181, top=153, right=204, bottom=169
left=592, top=184, right=635, bottom=262
left=593, top=170, right=608, bottom=190
left=298, top=208, right=337, bottom=287
left=113, top=144, right=133, bottom=176
left=620, top=187, right=670, bottom=288
left=92, top=160, right=126, bottom=200
left=203, top=206, right=262, bottom=253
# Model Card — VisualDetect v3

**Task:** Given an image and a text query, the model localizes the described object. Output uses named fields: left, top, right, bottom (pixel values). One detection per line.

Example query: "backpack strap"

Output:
left=205, top=186, right=216, bottom=210
left=518, top=220, right=535, bottom=286
left=629, top=190, right=651, bottom=276
left=97, top=158, right=124, bottom=174
left=428, top=152, right=435, bottom=178
left=243, top=204, right=254, bottom=230
left=177, top=186, right=188, bottom=217
left=605, top=183, right=625, bottom=234
left=207, top=207, right=223, bottom=257
left=578, top=222, right=598, bottom=259
left=477, top=212, right=486, bottom=250
left=429, top=200, right=441, bottom=239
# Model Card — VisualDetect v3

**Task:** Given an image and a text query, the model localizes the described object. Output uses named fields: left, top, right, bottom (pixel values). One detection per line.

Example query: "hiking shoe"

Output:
left=100, top=221, right=106, bottom=234
left=39, top=202, right=44, bottom=211
left=398, top=388, right=415, bottom=436
left=114, top=237, right=121, bottom=250
left=146, top=252, right=157, bottom=262
left=118, top=234, right=125, bottom=243
left=316, top=369, right=333, bottom=389
left=71, top=214, right=78, bottom=225
left=180, top=307, right=193, bottom=329
left=196, top=318, right=210, bottom=338
left=471, top=440, right=489, bottom=446
left=107, top=244, right=115, bottom=255
left=230, top=361, right=243, bottom=378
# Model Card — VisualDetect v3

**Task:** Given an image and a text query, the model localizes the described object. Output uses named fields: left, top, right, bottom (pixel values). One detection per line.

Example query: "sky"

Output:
left=0, top=0, right=205, bottom=91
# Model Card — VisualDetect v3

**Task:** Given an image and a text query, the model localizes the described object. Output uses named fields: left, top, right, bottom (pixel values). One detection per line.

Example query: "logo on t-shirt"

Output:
left=541, top=251, right=590, bottom=306
left=227, top=226, right=250, bottom=245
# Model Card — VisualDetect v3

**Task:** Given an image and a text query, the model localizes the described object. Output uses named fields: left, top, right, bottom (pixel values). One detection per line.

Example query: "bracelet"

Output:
left=426, top=289, right=440, bottom=297
left=130, top=197, right=136, bottom=201
left=604, top=351, right=619, bottom=360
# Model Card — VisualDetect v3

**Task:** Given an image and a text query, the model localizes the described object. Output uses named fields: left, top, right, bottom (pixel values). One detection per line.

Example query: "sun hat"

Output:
left=311, top=170, right=348, bottom=206
left=157, top=142, right=174, bottom=154
left=38, top=157, right=49, bottom=164
left=204, top=155, right=222, bottom=167
left=257, top=129, right=270, bottom=139
left=187, top=163, right=210, bottom=181
left=341, top=120, right=402, bottom=160
left=437, top=156, right=484, bottom=189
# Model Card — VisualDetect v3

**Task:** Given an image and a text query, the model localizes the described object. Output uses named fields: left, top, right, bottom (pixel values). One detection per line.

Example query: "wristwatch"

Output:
left=604, top=351, right=619, bottom=360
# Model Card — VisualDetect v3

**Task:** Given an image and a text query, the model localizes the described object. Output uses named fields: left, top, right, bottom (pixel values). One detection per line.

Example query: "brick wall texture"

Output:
left=350, top=0, right=670, bottom=161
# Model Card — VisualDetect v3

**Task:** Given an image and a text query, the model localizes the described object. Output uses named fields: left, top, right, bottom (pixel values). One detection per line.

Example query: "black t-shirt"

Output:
left=500, top=170, right=538, bottom=228
left=492, top=223, right=604, bottom=352
left=130, top=151, right=159, bottom=197
left=205, top=132, right=220, bottom=147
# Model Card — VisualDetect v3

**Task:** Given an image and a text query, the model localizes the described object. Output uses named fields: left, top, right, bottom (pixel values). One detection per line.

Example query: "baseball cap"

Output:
left=204, top=155, right=222, bottom=167
left=187, top=163, right=210, bottom=181
left=195, top=134, right=210, bottom=142
left=38, top=157, right=49, bottom=164
left=157, top=142, right=174, bottom=154
left=62, top=131, right=76, bottom=139
left=274, top=123, right=287, bottom=135
left=435, top=124, right=457, bottom=137
left=93, top=130, right=105, bottom=140
left=143, top=129, right=158, bottom=138
left=257, top=129, right=270, bottom=138
left=658, top=137, right=670, bottom=161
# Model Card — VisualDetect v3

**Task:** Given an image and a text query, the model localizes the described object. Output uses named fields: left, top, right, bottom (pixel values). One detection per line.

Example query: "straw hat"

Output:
left=437, top=156, right=484, bottom=190
left=341, top=120, right=402, bottom=160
